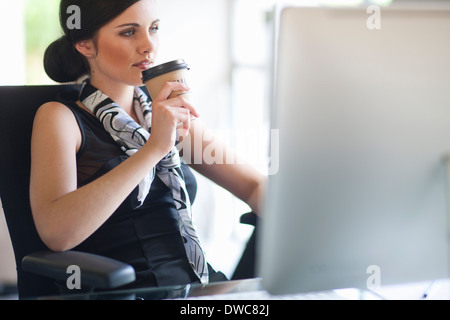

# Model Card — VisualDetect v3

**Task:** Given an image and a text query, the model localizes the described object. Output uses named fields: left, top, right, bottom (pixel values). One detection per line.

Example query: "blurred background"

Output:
left=0, top=0, right=393, bottom=291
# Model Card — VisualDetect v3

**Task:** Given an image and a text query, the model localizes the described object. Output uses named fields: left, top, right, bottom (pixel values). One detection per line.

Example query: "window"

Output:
left=25, top=0, right=61, bottom=84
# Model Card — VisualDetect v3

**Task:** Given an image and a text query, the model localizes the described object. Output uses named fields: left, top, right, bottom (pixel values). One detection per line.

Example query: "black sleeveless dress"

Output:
left=57, top=90, right=209, bottom=289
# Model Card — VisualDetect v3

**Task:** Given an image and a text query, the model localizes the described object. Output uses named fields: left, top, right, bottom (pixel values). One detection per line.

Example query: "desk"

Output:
left=372, top=278, right=450, bottom=300
left=32, top=277, right=450, bottom=300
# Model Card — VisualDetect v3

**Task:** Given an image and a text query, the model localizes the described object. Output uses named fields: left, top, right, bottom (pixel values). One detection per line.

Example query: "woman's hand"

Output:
left=146, top=81, right=200, bottom=156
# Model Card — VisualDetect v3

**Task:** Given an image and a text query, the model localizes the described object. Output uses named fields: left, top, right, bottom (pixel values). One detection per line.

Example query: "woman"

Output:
left=30, top=0, right=265, bottom=289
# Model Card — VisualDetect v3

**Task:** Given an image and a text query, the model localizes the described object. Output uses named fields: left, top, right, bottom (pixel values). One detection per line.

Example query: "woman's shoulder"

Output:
left=34, top=101, right=81, bottom=139
left=36, top=100, right=77, bottom=123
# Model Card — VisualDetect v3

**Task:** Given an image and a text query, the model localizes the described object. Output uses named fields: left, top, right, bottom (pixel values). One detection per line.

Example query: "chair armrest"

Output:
left=233, top=212, right=259, bottom=280
left=22, top=250, right=135, bottom=290
left=240, top=212, right=258, bottom=227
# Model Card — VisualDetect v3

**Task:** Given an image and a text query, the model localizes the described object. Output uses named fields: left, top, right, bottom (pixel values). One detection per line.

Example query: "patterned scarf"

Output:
left=79, top=82, right=209, bottom=284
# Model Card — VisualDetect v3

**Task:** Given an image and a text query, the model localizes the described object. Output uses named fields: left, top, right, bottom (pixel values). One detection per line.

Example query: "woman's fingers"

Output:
left=149, top=81, right=199, bottom=142
left=154, top=95, right=199, bottom=121
left=177, top=108, right=191, bottom=136
left=155, top=81, right=190, bottom=101
left=173, top=95, right=200, bottom=119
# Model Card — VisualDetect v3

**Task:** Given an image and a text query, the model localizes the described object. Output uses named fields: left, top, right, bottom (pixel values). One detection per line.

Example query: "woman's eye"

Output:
left=150, top=25, right=159, bottom=33
left=121, top=29, right=136, bottom=37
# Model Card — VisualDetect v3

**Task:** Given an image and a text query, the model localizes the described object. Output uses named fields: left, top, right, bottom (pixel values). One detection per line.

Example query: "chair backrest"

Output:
left=0, top=85, right=80, bottom=298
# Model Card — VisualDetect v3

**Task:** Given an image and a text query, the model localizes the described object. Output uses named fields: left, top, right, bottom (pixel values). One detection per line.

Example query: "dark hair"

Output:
left=44, top=0, right=141, bottom=83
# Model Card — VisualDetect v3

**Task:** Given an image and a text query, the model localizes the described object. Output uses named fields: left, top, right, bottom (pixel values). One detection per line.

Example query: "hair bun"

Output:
left=44, top=35, right=88, bottom=83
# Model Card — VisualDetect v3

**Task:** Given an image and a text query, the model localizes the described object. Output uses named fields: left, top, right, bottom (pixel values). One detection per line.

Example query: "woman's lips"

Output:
left=133, top=60, right=153, bottom=70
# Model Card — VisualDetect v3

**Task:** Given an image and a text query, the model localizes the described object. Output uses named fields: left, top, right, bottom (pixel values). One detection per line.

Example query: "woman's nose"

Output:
left=139, top=33, right=157, bottom=56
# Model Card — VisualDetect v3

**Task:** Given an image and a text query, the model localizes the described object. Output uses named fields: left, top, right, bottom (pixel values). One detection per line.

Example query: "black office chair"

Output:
left=0, top=85, right=138, bottom=299
left=0, top=85, right=257, bottom=299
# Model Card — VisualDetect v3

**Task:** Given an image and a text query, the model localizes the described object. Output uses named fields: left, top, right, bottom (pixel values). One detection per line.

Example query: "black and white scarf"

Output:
left=79, top=82, right=209, bottom=284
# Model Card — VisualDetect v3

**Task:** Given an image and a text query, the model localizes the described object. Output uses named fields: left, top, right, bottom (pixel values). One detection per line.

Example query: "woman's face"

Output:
left=88, top=0, right=160, bottom=87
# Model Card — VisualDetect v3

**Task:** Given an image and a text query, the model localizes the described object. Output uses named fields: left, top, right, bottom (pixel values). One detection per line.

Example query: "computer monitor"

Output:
left=258, top=3, right=450, bottom=295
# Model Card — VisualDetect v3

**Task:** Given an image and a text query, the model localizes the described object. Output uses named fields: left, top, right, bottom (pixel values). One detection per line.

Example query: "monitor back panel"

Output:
left=259, top=4, right=450, bottom=295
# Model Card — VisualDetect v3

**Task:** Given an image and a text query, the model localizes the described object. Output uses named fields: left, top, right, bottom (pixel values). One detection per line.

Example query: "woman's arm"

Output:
left=29, top=102, right=167, bottom=252
left=182, top=120, right=267, bottom=214
left=30, top=82, right=197, bottom=252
